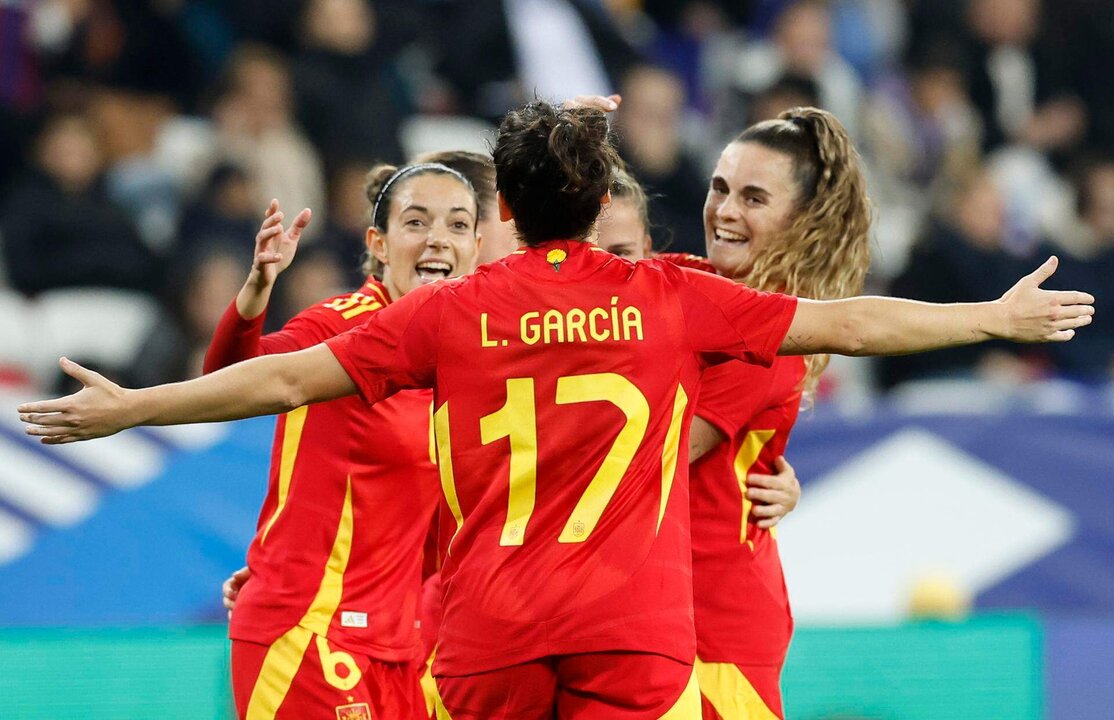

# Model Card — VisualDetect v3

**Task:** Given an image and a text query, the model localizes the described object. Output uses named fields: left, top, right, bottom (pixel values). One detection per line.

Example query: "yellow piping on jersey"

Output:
left=247, top=478, right=357, bottom=718
left=364, top=282, right=389, bottom=306
left=434, top=402, right=465, bottom=554
left=734, top=430, right=776, bottom=549
left=260, top=405, right=309, bottom=544
left=659, top=383, right=689, bottom=533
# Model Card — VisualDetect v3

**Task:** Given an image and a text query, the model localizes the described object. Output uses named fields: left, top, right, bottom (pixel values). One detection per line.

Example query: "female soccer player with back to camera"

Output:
left=204, top=160, right=482, bottom=720
left=20, top=101, right=1093, bottom=719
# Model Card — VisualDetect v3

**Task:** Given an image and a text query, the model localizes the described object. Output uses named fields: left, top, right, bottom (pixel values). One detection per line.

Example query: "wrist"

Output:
left=118, top=387, right=146, bottom=429
left=981, top=301, right=1010, bottom=340
left=236, top=277, right=273, bottom=320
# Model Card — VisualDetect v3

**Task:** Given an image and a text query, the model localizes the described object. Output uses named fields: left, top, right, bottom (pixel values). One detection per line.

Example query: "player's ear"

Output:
left=367, top=226, right=389, bottom=265
left=600, top=190, right=612, bottom=206
left=497, top=192, right=514, bottom=223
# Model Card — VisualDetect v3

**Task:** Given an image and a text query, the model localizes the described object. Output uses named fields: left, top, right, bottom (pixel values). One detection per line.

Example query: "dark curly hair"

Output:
left=493, top=101, right=620, bottom=246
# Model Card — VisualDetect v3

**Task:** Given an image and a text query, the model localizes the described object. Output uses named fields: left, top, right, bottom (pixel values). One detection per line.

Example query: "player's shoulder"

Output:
left=302, top=281, right=392, bottom=329
left=654, top=252, right=717, bottom=275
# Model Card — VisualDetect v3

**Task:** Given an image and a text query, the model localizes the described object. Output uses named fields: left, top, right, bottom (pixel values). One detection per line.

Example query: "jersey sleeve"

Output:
left=695, top=361, right=774, bottom=439
left=655, top=252, right=717, bottom=275
left=669, top=264, right=798, bottom=368
left=324, top=283, right=443, bottom=404
left=203, top=298, right=346, bottom=374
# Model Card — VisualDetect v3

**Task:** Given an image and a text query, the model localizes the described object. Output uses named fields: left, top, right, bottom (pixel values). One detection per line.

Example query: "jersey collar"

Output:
left=360, top=277, right=392, bottom=306
left=510, top=239, right=609, bottom=279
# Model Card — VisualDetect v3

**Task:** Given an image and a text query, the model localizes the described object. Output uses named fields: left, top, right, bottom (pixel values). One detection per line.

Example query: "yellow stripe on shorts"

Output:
left=245, top=626, right=314, bottom=720
left=694, top=658, right=780, bottom=720
left=659, top=667, right=701, bottom=719
left=420, top=648, right=453, bottom=720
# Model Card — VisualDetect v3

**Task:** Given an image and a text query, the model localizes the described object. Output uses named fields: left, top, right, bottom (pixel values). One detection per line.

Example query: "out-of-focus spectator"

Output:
left=615, top=64, right=708, bottom=256
left=429, top=0, right=640, bottom=120
left=315, top=161, right=378, bottom=289
left=748, top=73, right=820, bottom=125
left=640, top=0, right=753, bottom=32
left=724, top=0, right=863, bottom=138
left=1047, top=158, right=1114, bottom=380
left=128, top=247, right=245, bottom=386
left=88, top=88, right=184, bottom=252
left=35, top=0, right=203, bottom=111
left=213, top=44, right=326, bottom=237
left=272, top=246, right=347, bottom=331
left=861, top=46, right=984, bottom=280
left=879, top=169, right=1046, bottom=388
left=176, top=162, right=260, bottom=261
left=0, top=5, right=43, bottom=192
left=291, top=0, right=408, bottom=171
left=958, top=0, right=1087, bottom=155
left=0, top=113, right=159, bottom=296
left=865, top=48, right=982, bottom=195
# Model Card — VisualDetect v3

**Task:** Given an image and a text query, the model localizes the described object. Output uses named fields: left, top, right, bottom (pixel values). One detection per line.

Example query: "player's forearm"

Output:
left=127, top=353, right=309, bottom=427
left=235, top=271, right=275, bottom=320
left=783, top=297, right=1006, bottom=357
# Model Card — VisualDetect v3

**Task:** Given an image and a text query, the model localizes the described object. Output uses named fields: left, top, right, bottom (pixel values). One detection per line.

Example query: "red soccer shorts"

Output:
left=231, top=629, right=426, bottom=720
left=433, top=652, right=700, bottom=719
left=695, top=659, right=784, bottom=720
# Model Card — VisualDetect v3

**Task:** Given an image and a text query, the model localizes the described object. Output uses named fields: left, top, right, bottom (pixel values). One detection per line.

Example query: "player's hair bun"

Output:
left=494, top=100, right=619, bottom=246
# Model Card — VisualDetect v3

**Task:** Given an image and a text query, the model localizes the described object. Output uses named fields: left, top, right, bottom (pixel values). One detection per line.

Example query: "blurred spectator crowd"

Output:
left=0, top=0, right=1111, bottom=399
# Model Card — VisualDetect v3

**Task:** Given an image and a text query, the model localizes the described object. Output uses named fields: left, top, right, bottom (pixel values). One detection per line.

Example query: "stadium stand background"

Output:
left=0, top=1, right=1111, bottom=717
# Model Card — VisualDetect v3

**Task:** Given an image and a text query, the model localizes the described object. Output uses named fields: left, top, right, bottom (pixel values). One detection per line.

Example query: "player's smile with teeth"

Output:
left=715, top=228, right=748, bottom=244
left=415, top=259, right=453, bottom=282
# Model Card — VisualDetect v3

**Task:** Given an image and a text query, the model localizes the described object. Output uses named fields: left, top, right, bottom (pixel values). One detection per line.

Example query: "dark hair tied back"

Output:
left=494, top=101, right=619, bottom=245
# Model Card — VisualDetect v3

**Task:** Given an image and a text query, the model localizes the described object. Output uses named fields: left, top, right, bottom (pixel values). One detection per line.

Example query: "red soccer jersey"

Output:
left=689, top=354, right=807, bottom=665
left=209, top=278, right=441, bottom=662
left=325, top=241, right=797, bottom=675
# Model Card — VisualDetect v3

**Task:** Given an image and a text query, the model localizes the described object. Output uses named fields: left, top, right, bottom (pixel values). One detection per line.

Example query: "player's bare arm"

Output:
left=19, top=345, right=356, bottom=444
left=780, top=257, right=1095, bottom=356
left=688, top=416, right=726, bottom=462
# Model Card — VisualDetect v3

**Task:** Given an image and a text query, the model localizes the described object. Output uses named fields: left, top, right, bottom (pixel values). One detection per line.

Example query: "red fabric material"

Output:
left=326, top=241, right=797, bottom=676
left=437, top=652, right=693, bottom=720
left=222, top=279, right=441, bottom=662
left=230, top=636, right=426, bottom=720
left=690, top=356, right=805, bottom=666
left=656, top=252, right=717, bottom=275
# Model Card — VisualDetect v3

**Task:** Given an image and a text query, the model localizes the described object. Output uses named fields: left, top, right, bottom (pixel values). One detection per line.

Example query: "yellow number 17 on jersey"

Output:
left=434, top=373, right=688, bottom=552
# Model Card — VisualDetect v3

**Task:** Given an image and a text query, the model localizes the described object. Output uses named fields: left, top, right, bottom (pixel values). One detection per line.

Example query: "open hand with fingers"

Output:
left=19, top=358, right=129, bottom=444
left=748, top=456, right=800, bottom=529
left=249, top=199, right=312, bottom=290
left=998, top=256, right=1095, bottom=342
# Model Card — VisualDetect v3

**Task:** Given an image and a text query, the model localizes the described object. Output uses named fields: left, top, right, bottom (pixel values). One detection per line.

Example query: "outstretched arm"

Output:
left=20, top=346, right=356, bottom=444
left=781, top=257, right=1094, bottom=356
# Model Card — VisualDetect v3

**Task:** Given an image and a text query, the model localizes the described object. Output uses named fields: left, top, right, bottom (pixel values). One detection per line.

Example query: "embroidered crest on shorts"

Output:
left=335, top=701, right=372, bottom=720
